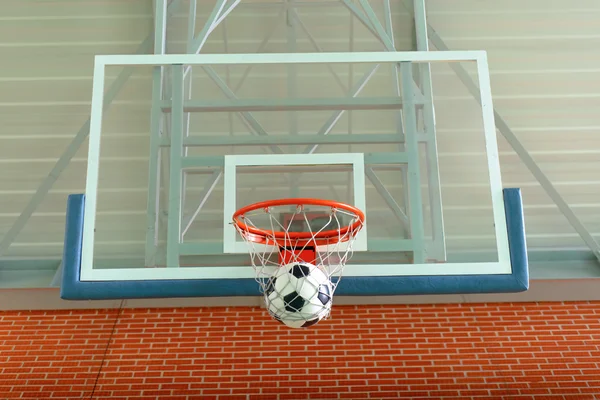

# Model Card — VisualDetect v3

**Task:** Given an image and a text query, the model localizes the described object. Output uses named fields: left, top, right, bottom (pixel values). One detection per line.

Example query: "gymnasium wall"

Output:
left=2, top=0, right=600, bottom=273
left=1, top=302, right=599, bottom=399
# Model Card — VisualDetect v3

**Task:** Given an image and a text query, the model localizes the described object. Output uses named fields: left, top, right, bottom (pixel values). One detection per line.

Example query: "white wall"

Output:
left=0, top=0, right=598, bottom=265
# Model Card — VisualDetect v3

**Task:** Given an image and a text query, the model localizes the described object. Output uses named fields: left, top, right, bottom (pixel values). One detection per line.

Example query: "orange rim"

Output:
left=232, top=198, right=365, bottom=246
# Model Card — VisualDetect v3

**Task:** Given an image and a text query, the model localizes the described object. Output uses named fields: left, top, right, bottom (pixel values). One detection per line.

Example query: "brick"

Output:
left=3, top=302, right=600, bottom=398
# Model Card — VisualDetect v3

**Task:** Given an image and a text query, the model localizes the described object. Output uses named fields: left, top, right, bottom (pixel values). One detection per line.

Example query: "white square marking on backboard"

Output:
left=223, top=153, right=368, bottom=254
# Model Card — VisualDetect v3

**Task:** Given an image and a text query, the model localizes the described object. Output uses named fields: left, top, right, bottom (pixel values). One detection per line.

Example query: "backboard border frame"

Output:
left=68, top=50, right=525, bottom=294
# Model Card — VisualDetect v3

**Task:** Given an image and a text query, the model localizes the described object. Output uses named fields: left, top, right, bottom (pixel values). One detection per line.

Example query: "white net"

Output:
left=233, top=201, right=364, bottom=328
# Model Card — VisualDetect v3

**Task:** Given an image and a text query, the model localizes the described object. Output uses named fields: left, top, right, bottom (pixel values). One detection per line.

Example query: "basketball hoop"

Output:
left=233, top=198, right=365, bottom=328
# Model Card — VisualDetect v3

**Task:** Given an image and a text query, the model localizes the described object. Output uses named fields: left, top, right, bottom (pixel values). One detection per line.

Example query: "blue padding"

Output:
left=60, top=194, right=259, bottom=300
left=60, top=189, right=529, bottom=300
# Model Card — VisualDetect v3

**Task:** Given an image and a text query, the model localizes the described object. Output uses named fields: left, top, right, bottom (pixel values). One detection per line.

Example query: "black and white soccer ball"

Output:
left=264, top=262, right=333, bottom=329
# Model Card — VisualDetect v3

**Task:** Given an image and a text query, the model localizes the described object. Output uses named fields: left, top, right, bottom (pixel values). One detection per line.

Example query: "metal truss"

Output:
left=145, top=0, right=446, bottom=265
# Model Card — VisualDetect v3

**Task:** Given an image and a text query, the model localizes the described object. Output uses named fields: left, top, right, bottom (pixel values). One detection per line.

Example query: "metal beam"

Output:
left=233, top=5, right=286, bottom=92
left=172, top=133, right=406, bottom=147
left=160, top=97, right=413, bottom=113
left=303, top=64, right=381, bottom=154
left=185, top=0, right=243, bottom=82
left=187, top=0, right=197, bottom=51
left=221, top=16, right=234, bottom=137
left=340, top=0, right=384, bottom=46
left=166, top=64, right=185, bottom=268
left=341, top=0, right=424, bottom=102
left=181, top=169, right=223, bottom=237
left=100, top=52, right=490, bottom=66
left=401, top=62, right=426, bottom=263
left=181, top=0, right=196, bottom=214
left=202, top=66, right=284, bottom=154
left=181, top=152, right=407, bottom=169
left=379, top=0, right=409, bottom=238
left=382, top=0, right=404, bottom=145
left=365, top=167, right=410, bottom=228
left=187, top=0, right=228, bottom=54
left=286, top=0, right=298, bottom=137
left=175, top=2, right=281, bottom=249
left=286, top=0, right=300, bottom=198
left=412, top=0, right=446, bottom=261
left=154, top=0, right=168, bottom=54
left=347, top=4, right=355, bottom=198
left=242, top=0, right=341, bottom=8
left=177, top=0, right=233, bottom=256
left=145, top=0, right=170, bottom=268
left=213, top=0, right=243, bottom=33
left=292, top=11, right=347, bottom=93
left=358, top=0, right=395, bottom=51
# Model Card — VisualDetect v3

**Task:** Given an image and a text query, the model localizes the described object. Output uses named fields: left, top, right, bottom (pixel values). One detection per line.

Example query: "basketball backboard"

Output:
left=61, top=51, right=528, bottom=300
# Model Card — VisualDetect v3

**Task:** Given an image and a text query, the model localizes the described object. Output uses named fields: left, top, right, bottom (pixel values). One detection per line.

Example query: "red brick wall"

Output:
left=1, top=302, right=599, bottom=400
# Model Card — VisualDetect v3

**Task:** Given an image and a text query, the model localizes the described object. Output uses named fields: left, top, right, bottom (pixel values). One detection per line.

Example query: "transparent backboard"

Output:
left=79, top=52, right=512, bottom=283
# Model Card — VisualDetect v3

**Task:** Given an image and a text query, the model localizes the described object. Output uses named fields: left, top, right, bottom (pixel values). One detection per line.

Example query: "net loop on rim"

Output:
left=232, top=198, right=365, bottom=327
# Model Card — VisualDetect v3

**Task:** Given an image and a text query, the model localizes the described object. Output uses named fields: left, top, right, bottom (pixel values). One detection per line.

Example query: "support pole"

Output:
left=413, top=0, right=446, bottom=261
left=166, top=65, right=185, bottom=268
left=145, top=0, right=169, bottom=267
left=182, top=0, right=197, bottom=215
left=286, top=0, right=300, bottom=198
left=382, top=0, right=409, bottom=237
left=401, top=62, right=426, bottom=263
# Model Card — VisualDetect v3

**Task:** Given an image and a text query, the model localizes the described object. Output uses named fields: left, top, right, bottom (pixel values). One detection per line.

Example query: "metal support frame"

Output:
left=401, top=62, right=426, bottom=263
left=286, top=0, right=300, bottom=198
left=412, top=0, right=446, bottom=261
left=145, top=0, right=246, bottom=267
left=166, top=65, right=185, bottom=268
left=341, top=0, right=441, bottom=259
left=145, top=0, right=169, bottom=267
left=164, top=0, right=598, bottom=268
left=160, top=97, right=414, bottom=112
left=153, top=0, right=433, bottom=267
left=382, top=0, right=408, bottom=239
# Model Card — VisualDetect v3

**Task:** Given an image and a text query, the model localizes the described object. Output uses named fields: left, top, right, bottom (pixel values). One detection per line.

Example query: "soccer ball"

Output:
left=264, top=262, right=333, bottom=329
